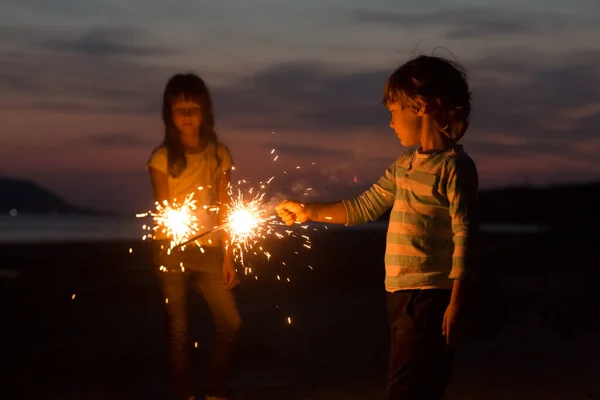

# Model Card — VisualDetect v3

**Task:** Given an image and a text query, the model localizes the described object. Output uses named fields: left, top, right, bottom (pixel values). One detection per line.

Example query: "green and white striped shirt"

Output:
left=342, top=145, right=479, bottom=292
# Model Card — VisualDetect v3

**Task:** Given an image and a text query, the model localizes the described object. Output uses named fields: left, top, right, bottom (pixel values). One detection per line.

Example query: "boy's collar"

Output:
left=416, top=144, right=462, bottom=157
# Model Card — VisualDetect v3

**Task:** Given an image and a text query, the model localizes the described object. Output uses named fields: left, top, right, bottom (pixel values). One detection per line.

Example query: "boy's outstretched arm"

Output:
left=276, top=161, right=398, bottom=227
left=276, top=201, right=347, bottom=226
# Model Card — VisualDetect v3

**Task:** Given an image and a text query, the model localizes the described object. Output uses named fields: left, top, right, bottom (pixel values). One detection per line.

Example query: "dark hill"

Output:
left=0, top=177, right=103, bottom=215
left=478, top=181, right=598, bottom=227
left=378, top=181, right=599, bottom=228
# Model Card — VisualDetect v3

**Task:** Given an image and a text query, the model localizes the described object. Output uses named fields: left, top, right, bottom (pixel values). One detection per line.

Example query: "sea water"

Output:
left=0, top=214, right=548, bottom=243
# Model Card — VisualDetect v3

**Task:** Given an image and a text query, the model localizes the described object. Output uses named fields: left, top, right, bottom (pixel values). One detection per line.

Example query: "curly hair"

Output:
left=383, top=55, right=471, bottom=141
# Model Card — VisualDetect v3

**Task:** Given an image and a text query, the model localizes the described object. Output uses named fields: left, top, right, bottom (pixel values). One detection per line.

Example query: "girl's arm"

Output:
left=217, top=168, right=233, bottom=255
left=149, top=167, right=170, bottom=203
left=149, top=167, right=170, bottom=251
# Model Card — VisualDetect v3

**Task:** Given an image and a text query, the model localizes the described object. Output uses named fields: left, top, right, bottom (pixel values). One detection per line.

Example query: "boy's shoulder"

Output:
left=442, top=145, right=478, bottom=173
left=446, top=144, right=473, bottom=161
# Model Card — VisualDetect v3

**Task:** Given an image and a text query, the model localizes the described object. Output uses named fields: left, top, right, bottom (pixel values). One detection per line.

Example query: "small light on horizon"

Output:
left=9, top=208, right=17, bottom=217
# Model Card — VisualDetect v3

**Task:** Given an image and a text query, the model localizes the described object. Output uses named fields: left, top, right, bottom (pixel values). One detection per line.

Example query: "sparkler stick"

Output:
left=166, top=209, right=279, bottom=255
left=168, top=223, right=227, bottom=252
left=139, top=147, right=315, bottom=270
left=136, top=146, right=316, bottom=327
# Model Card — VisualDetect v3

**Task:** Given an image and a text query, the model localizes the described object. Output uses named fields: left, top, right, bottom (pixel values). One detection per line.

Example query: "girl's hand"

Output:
left=222, top=257, right=238, bottom=290
left=275, top=200, right=308, bottom=226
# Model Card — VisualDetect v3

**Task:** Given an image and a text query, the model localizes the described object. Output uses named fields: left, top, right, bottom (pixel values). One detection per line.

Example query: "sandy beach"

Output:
left=2, top=228, right=599, bottom=399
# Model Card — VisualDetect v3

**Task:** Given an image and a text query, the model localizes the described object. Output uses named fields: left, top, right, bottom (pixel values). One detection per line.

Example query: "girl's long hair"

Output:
left=160, top=73, right=221, bottom=177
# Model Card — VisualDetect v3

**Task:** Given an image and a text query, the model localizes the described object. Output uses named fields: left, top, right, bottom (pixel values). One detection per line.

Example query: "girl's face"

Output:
left=171, top=97, right=202, bottom=136
left=387, top=101, right=422, bottom=147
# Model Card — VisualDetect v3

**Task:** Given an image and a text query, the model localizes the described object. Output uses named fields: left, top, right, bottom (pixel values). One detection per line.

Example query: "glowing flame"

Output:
left=136, top=147, right=316, bottom=280
left=137, top=193, right=199, bottom=251
left=223, top=189, right=278, bottom=265
left=226, top=194, right=270, bottom=244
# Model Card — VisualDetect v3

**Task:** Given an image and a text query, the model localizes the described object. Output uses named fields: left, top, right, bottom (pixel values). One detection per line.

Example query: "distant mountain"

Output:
left=0, top=177, right=108, bottom=215
left=478, top=181, right=598, bottom=227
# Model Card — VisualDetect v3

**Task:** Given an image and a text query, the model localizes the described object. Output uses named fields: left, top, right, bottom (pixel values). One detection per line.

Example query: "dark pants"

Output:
left=155, top=247, right=241, bottom=400
left=386, top=289, right=454, bottom=400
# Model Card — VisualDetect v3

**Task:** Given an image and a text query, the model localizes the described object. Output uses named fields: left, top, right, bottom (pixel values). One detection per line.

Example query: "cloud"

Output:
left=468, top=49, right=600, bottom=151
left=3, top=24, right=598, bottom=155
left=259, top=143, right=354, bottom=158
left=213, top=62, right=390, bottom=132
left=86, top=132, right=155, bottom=147
left=214, top=48, right=600, bottom=177
left=471, top=133, right=530, bottom=147
left=1, top=22, right=600, bottom=198
left=447, top=21, right=534, bottom=40
left=352, top=7, right=598, bottom=39
left=560, top=102, right=600, bottom=120
left=43, top=27, right=177, bottom=57
left=476, top=152, right=600, bottom=187
left=570, top=138, right=600, bottom=155
left=0, top=26, right=172, bottom=114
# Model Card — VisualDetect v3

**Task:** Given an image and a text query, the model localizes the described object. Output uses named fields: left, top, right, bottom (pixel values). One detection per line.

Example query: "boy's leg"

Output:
left=190, top=251, right=241, bottom=398
left=156, top=270, right=192, bottom=400
left=386, top=289, right=454, bottom=400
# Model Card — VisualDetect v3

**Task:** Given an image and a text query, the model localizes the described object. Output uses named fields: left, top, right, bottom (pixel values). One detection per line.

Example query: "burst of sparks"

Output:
left=136, top=193, right=200, bottom=252
left=135, top=147, right=319, bottom=285
left=211, top=150, right=314, bottom=270
left=222, top=188, right=279, bottom=266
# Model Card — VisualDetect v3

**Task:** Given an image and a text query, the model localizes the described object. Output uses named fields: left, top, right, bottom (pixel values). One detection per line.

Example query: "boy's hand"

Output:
left=275, top=200, right=308, bottom=226
left=442, top=301, right=462, bottom=347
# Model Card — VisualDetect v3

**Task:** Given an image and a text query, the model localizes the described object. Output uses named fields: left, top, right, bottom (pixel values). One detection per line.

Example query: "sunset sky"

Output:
left=1, top=0, right=599, bottom=212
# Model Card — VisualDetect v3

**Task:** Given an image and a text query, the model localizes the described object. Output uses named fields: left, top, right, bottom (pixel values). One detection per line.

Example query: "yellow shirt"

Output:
left=146, top=142, right=233, bottom=247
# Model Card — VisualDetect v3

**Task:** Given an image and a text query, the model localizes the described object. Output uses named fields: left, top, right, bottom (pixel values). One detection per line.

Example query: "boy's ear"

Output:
left=417, top=106, right=426, bottom=117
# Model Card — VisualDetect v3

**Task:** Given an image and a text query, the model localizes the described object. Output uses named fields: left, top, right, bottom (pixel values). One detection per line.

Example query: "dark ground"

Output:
left=1, top=227, right=599, bottom=399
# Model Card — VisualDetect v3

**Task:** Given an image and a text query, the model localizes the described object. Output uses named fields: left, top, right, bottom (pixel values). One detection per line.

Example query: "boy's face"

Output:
left=387, top=101, right=422, bottom=147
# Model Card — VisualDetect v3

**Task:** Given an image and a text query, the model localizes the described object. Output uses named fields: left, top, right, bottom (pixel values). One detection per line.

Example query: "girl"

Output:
left=147, top=73, right=240, bottom=400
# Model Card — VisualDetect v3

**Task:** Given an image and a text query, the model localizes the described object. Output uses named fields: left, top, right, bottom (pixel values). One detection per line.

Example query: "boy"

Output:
left=275, top=55, right=479, bottom=400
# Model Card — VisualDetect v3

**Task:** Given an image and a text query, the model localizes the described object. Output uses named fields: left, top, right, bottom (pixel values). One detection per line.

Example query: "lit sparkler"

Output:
left=222, top=188, right=279, bottom=265
left=131, top=145, right=326, bottom=326
left=137, top=147, right=317, bottom=283
left=136, top=193, right=200, bottom=252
